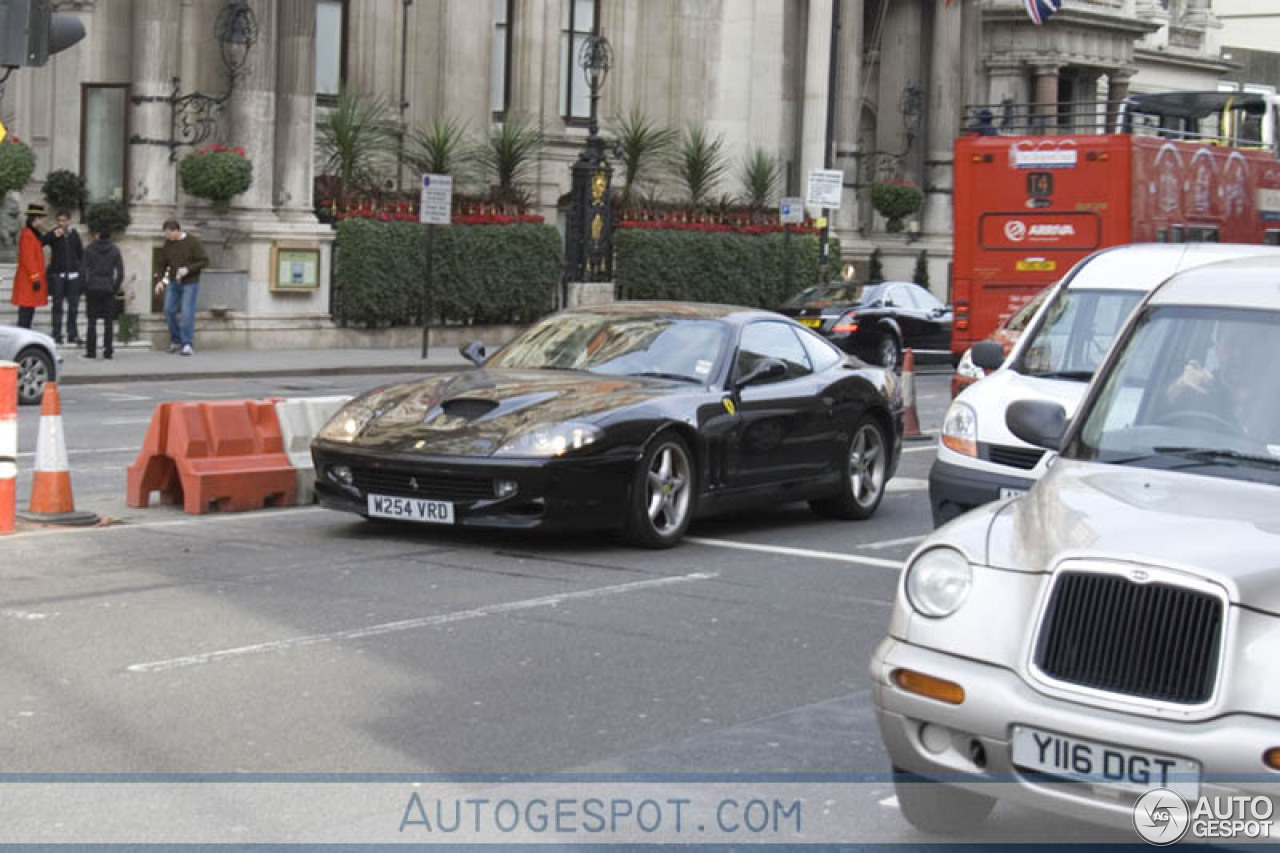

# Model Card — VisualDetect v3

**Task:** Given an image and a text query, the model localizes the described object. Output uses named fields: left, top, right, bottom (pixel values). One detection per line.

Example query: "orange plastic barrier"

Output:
left=126, top=399, right=296, bottom=514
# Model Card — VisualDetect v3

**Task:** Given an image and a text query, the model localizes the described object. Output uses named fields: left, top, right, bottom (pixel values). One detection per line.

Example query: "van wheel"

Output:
left=893, top=768, right=995, bottom=835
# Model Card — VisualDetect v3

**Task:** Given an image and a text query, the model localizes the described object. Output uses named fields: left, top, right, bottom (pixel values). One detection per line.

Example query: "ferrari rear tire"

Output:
left=623, top=432, right=695, bottom=548
left=810, top=416, right=888, bottom=520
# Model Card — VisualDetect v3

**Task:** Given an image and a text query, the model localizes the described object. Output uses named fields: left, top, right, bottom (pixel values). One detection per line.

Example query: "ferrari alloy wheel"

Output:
left=810, top=416, right=888, bottom=520
left=624, top=432, right=694, bottom=548
left=16, top=348, right=52, bottom=406
left=877, top=334, right=900, bottom=372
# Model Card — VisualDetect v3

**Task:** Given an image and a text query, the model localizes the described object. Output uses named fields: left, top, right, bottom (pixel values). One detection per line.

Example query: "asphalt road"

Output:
left=0, top=370, right=1139, bottom=845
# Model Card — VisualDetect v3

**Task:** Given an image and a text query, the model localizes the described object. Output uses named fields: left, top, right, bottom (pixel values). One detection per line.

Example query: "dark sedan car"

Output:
left=779, top=280, right=952, bottom=371
left=312, top=302, right=904, bottom=548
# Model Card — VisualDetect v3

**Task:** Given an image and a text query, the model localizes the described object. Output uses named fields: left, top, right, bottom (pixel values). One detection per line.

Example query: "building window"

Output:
left=492, top=0, right=512, bottom=117
left=559, top=0, right=599, bottom=122
left=316, top=0, right=345, bottom=99
left=80, top=84, right=129, bottom=205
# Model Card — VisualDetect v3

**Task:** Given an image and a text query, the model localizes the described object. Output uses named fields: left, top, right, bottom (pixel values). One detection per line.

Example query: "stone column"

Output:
left=1033, top=63, right=1061, bottom=135
left=228, top=0, right=278, bottom=213
left=986, top=60, right=1027, bottom=120
left=130, top=0, right=183, bottom=209
left=874, top=0, right=923, bottom=178
left=799, top=0, right=834, bottom=211
left=834, top=0, right=864, bottom=233
left=1106, top=69, right=1135, bottom=133
left=923, top=0, right=963, bottom=237
left=274, top=0, right=316, bottom=219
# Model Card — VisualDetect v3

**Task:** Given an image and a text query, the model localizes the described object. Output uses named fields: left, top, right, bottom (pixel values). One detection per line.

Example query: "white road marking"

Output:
left=127, top=571, right=719, bottom=673
left=879, top=795, right=899, bottom=808
left=99, top=417, right=155, bottom=426
left=686, top=537, right=903, bottom=571
left=0, top=608, right=48, bottom=621
left=858, top=534, right=926, bottom=550
left=16, top=446, right=141, bottom=458
left=901, top=444, right=936, bottom=454
left=4, top=506, right=326, bottom=539
left=98, top=392, right=154, bottom=402
left=885, top=477, right=927, bottom=492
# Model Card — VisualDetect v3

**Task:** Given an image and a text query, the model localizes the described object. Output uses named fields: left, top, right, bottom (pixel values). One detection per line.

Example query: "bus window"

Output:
left=1266, top=230, right=1280, bottom=246
left=1187, top=226, right=1220, bottom=243
left=1170, top=225, right=1185, bottom=243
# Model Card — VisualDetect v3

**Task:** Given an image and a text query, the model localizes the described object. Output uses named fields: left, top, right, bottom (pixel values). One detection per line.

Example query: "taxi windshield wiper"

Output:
left=1024, top=369, right=1094, bottom=381
left=1152, top=446, right=1280, bottom=470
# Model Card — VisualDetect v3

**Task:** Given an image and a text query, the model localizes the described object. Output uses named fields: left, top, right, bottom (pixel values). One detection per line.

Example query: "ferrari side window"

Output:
left=736, top=322, right=813, bottom=383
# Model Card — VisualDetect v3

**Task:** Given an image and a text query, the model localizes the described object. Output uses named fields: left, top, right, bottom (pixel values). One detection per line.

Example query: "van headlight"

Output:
left=905, top=547, right=972, bottom=618
left=941, top=401, right=978, bottom=457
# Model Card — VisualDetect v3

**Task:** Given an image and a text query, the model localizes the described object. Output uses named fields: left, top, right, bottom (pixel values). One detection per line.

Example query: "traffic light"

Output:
left=0, top=0, right=85, bottom=69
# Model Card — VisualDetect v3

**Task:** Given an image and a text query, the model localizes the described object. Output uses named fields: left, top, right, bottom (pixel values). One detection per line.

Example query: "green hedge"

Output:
left=614, top=229, right=840, bottom=307
left=335, top=219, right=561, bottom=327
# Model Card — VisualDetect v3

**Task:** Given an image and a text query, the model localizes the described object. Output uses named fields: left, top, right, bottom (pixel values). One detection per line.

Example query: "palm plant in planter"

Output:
left=871, top=177, right=923, bottom=233
left=179, top=144, right=253, bottom=213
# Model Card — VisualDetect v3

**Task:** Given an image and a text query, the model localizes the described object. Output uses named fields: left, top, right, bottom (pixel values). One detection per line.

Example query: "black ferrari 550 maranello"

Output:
left=312, top=302, right=904, bottom=547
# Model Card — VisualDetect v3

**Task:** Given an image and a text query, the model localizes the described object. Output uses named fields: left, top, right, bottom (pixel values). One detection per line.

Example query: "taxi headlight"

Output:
left=941, top=401, right=978, bottom=457
left=494, top=422, right=603, bottom=457
left=317, top=392, right=386, bottom=443
left=905, top=547, right=972, bottom=618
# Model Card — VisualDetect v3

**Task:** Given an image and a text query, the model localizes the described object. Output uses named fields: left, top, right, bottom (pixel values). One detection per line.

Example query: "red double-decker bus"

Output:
left=951, top=91, right=1280, bottom=357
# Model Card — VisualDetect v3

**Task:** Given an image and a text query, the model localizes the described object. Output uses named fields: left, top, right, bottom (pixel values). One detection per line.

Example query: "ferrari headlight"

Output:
left=955, top=349, right=985, bottom=381
left=905, top=547, right=972, bottom=618
left=494, top=422, right=603, bottom=457
left=941, top=401, right=977, bottom=457
left=317, top=391, right=386, bottom=443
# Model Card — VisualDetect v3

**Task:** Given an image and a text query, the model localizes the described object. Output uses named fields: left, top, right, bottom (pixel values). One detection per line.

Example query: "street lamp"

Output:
left=563, top=29, right=615, bottom=303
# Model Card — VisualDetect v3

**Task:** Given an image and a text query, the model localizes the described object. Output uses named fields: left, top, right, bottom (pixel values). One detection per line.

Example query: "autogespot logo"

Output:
left=1004, top=220, right=1028, bottom=242
left=1133, top=788, right=1190, bottom=845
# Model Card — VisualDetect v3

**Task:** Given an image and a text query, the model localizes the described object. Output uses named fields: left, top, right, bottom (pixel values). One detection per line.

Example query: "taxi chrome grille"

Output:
left=1034, top=571, right=1223, bottom=705
left=351, top=467, right=495, bottom=501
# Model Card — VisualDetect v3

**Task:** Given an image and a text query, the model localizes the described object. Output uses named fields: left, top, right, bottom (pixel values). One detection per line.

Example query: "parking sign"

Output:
left=419, top=174, right=453, bottom=225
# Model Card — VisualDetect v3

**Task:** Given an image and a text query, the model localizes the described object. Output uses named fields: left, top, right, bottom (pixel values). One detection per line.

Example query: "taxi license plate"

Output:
left=367, top=493, right=455, bottom=525
left=799, top=317, right=822, bottom=329
left=1012, top=725, right=1200, bottom=800
left=999, top=487, right=1027, bottom=499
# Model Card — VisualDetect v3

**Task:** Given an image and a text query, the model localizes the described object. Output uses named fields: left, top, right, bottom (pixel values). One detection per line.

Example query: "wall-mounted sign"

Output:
left=271, top=246, right=321, bottom=291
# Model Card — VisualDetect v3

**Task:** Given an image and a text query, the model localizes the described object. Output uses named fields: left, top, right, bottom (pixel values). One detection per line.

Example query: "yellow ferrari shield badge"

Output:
left=722, top=397, right=736, bottom=415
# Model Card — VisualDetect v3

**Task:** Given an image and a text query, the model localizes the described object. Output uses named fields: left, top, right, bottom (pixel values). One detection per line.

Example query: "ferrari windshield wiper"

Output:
left=1151, top=446, right=1280, bottom=470
left=628, top=371, right=702, bottom=384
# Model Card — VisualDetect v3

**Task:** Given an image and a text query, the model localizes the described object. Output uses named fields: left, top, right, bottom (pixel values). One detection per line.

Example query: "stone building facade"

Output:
left=0, top=0, right=1234, bottom=343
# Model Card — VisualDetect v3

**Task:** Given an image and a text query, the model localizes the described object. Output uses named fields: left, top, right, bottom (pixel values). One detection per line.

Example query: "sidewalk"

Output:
left=55, top=344, right=471, bottom=384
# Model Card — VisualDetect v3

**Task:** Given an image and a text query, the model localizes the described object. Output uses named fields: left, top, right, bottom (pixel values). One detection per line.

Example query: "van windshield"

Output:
left=1073, top=305, right=1280, bottom=485
left=1016, top=288, right=1143, bottom=380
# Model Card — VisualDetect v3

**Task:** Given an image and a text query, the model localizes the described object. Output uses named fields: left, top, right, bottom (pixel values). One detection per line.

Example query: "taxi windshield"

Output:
left=1073, top=305, right=1280, bottom=484
left=1016, top=287, right=1144, bottom=380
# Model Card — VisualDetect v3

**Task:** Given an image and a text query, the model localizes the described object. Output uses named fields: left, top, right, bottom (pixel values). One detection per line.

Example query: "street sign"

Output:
left=419, top=173, right=453, bottom=226
left=805, top=168, right=843, bottom=209
left=779, top=196, right=804, bottom=224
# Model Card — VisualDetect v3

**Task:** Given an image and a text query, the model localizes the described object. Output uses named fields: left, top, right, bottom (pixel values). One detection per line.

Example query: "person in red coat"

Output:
left=11, top=202, right=49, bottom=329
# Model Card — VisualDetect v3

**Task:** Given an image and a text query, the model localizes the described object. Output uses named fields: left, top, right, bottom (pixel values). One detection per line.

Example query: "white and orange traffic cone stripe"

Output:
left=28, top=382, right=75, bottom=516
left=0, top=361, right=16, bottom=535
left=901, top=348, right=926, bottom=440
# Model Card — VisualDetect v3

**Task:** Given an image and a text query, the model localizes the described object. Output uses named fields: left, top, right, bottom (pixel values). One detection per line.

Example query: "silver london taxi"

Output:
left=872, top=254, right=1280, bottom=834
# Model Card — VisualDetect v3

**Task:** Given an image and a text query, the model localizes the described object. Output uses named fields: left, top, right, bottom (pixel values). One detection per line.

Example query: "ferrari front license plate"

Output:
left=799, top=317, right=822, bottom=329
left=1011, top=725, right=1200, bottom=800
left=367, top=493, right=455, bottom=525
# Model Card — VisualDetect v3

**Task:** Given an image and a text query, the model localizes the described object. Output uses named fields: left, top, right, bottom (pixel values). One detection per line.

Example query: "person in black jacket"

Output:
left=82, top=230, right=124, bottom=359
left=43, top=210, right=86, bottom=345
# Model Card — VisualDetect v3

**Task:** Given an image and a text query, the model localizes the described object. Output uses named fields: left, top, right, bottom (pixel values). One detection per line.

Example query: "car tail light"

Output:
left=892, top=668, right=966, bottom=705
left=832, top=311, right=858, bottom=333
left=955, top=302, right=969, bottom=331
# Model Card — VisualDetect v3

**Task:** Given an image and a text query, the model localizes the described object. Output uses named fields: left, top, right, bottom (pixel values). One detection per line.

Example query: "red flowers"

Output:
left=617, top=219, right=818, bottom=235
left=196, top=144, right=248, bottom=158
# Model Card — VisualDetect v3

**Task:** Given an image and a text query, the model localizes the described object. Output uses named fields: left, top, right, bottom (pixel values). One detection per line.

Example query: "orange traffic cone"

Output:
left=20, top=382, right=99, bottom=526
left=0, top=361, right=16, bottom=535
left=901, top=348, right=928, bottom=441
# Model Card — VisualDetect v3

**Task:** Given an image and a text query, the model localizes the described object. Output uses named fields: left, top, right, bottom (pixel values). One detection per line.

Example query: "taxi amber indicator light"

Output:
left=1265, top=748, right=1280, bottom=771
left=892, top=668, right=966, bottom=705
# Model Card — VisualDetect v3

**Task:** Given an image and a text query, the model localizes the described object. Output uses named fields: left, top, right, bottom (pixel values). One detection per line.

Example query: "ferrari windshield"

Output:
left=487, top=312, right=729, bottom=383
left=1074, top=305, right=1280, bottom=484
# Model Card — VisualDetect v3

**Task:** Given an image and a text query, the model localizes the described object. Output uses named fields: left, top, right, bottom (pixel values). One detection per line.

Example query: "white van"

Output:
left=929, top=242, right=1280, bottom=526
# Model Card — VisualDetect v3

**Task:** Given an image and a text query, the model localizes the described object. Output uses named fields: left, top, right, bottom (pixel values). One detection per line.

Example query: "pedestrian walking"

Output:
left=10, top=203, right=49, bottom=330
left=154, top=219, right=209, bottom=356
left=43, top=210, right=85, bottom=345
left=82, top=230, right=124, bottom=360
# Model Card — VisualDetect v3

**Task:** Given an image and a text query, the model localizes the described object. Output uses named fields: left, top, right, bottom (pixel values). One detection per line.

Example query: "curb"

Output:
left=57, top=363, right=466, bottom=386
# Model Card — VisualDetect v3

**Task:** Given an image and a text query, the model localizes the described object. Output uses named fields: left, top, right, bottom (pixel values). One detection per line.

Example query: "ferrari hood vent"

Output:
left=440, top=398, right=501, bottom=421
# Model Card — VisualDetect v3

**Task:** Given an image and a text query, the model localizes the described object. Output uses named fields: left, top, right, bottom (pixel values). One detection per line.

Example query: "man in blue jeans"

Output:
left=154, top=219, right=209, bottom=356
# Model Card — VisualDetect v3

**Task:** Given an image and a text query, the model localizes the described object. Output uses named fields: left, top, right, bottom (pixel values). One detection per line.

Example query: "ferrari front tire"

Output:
left=623, top=432, right=694, bottom=548
left=810, top=416, right=888, bottom=520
